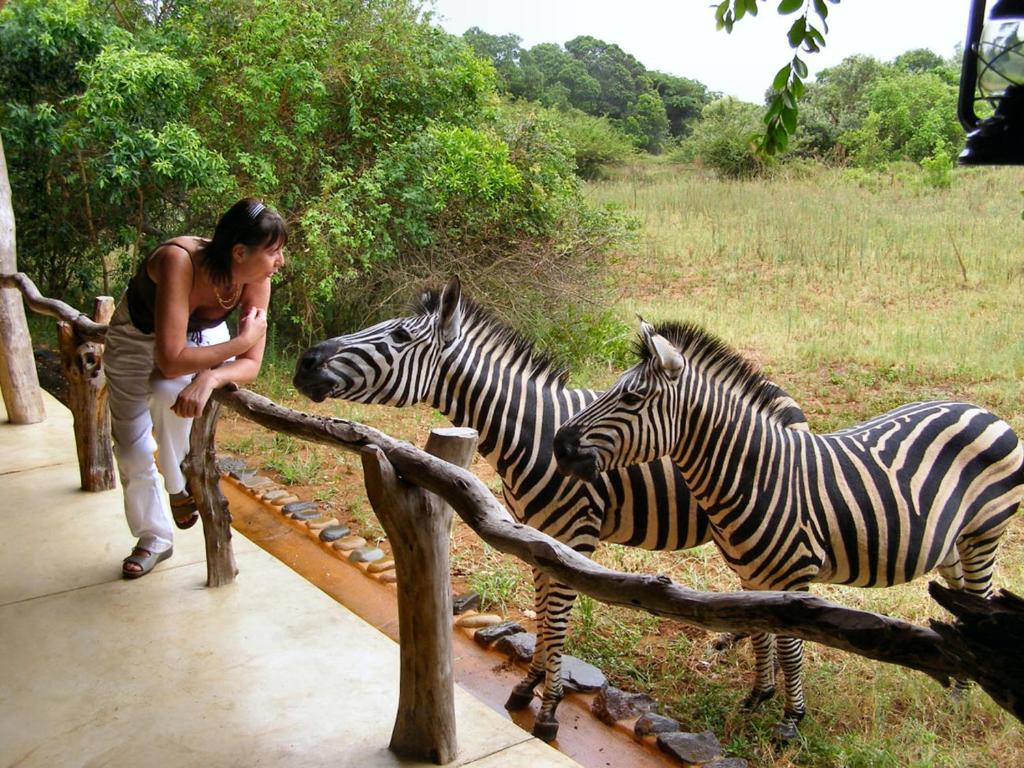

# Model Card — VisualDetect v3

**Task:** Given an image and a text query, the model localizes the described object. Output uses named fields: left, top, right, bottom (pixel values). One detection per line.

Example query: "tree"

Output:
left=2, top=0, right=618, bottom=339
left=648, top=70, right=716, bottom=138
left=624, top=92, right=670, bottom=153
left=564, top=35, right=649, bottom=119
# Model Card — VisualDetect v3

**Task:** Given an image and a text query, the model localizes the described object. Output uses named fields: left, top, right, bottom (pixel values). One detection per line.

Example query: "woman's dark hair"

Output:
left=200, top=197, right=287, bottom=285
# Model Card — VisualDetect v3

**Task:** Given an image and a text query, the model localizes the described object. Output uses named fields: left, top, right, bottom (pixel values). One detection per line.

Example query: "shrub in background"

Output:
left=672, top=98, right=769, bottom=179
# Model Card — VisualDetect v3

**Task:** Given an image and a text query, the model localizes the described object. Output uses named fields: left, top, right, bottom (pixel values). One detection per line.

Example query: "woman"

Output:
left=105, top=198, right=287, bottom=579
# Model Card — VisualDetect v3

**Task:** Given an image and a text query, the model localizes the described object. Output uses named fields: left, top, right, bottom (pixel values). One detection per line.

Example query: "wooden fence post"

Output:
left=360, top=427, right=478, bottom=765
left=0, top=134, right=45, bottom=424
left=57, top=296, right=116, bottom=490
left=183, top=396, right=237, bottom=587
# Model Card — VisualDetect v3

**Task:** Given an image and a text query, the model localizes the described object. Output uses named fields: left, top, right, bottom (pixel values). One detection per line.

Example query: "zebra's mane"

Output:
left=638, top=321, right=800, bottom=427
left=412, top=288, right=570, bottom=386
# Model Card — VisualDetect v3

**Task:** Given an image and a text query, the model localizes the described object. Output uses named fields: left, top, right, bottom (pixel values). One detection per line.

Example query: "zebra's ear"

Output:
left=651, top=333, right=684, bottom=379
left=639, top=320, right=683, bottom=379
left=439, top=275, right=462, bottom=343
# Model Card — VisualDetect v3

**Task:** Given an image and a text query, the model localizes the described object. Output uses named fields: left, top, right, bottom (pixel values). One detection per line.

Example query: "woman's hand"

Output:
left=171, top=370, right=218, bottom=419
left=238, top=306, right=268, bottom=349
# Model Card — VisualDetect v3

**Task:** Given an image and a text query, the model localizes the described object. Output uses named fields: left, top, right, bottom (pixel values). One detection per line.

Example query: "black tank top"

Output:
left=126, top=242, right=238, bottom=335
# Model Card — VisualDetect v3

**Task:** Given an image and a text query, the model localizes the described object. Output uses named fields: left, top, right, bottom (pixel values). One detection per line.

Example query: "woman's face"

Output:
left=235, top=239, right=285, bottom=282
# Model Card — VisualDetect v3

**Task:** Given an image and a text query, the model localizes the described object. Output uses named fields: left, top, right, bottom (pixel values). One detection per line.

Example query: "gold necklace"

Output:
left=214, top=282, right=241, bottom=309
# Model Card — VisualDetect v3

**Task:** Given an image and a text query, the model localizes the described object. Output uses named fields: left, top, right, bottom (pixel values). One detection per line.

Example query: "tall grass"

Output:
left=586, top=161, right=1024, bottom=426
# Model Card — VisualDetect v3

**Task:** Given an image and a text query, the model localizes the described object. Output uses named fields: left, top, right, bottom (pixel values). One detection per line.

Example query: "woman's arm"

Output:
left=152, top=245, right=263, bottom=378
left=199, top=279, right=271, bottom=387
left=169, top=279, right=272, bottom=418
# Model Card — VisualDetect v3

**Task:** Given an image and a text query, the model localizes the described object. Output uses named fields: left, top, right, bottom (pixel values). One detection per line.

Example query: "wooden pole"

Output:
left=183, top=396, right=237, bottom=587
left=360, top=427, right=477, bottom=765
left=0, top=134, right=46, bottom=424
left=57, top=296, right=116, bottom=490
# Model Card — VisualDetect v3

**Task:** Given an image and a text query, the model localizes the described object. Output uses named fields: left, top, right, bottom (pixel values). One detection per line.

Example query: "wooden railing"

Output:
left=1, top=272, right=1022, bottom=765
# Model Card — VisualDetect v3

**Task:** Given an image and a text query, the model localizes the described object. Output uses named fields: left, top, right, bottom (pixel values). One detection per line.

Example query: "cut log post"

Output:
left=57, top=296, right=116, bottom=491
left=360, top=427, right=478, bottom=766
left=0, top=134, right=45, bottom=424
left=183, top=394, right=237, bottom=587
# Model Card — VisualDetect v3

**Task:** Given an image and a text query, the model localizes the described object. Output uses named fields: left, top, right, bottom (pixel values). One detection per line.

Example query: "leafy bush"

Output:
left=673, top=98, right=769, bottom=179
left=500, top=101, right=634, bottom=180
left=921, top=144, right=954, bottom=190
left=2, top=0, right=628, bottom=351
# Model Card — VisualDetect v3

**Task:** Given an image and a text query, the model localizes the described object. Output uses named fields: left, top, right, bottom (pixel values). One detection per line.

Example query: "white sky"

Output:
left=426, top=1, right=969, bottom=103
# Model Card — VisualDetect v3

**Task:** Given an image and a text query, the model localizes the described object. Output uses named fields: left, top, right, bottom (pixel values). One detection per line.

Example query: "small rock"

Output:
left=283, top=500, right=318, bottom=516
left=333, top=535, right=367, bottom=551
left=377, top=572, right=398, bottom=584
left=367, top=559, right=395, bottom=574
left=319, top=525, right=351, bottom=543
left=456, top=613, right=503, bottom=629
left=349, top=546, right=385, bottom=564
left=522, top=609, right=537, bottom=620
left=306, top=516, right=339, bottom=531
left=495, top=632, right=536, bottom=661
left=452, top=593, right=480, bottom=615
left=271, top=494, right=300, bottom=506
left=217, top=457, right=252, bottom=477
left=260, top=489, right=289, bottom=501
left=473, top=621, right=525, bottom=647
left=562, top=655, right=606, bottom=693
left=242, top=476, right=274, bottom=490
left=290, top=508, right=323, bottom=521
left=706, top=759, right=748, bottom=768
left=592, top=685, right=657, bottom=725
left=656, top=731, right=723, bottom=765
left=634, top=713, right=680, bottom=738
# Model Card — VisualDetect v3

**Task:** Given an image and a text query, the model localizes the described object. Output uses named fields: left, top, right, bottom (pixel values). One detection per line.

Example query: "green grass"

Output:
left=466, top=544, right=531, bottom=614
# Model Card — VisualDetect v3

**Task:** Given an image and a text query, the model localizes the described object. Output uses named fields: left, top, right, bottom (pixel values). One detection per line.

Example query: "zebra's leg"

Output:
left=772, top=636, right=806, bottom=741
left=946, top=536, right=1000, bottom=696
left=739, top=632, right=777, bottom=711
left=531, top=578, right=577, bottom=742
left=506, top=567, right=549, bottom=710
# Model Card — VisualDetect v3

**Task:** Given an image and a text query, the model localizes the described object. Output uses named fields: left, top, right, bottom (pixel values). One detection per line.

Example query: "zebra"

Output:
left=553, top=318, right=1024, bottom=739
left=292, top=277, right=809, bottom=741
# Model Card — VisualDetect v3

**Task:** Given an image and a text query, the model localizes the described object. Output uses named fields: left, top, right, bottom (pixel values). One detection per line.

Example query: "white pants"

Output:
left=105, top=299, right=230, bottom=554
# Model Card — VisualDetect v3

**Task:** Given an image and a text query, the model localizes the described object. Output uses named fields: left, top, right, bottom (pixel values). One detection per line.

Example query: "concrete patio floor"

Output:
left=0, top=391, right=581, bottom=768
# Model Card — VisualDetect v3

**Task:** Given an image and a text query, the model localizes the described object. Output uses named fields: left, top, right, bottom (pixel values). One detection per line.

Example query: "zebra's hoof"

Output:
left=771, top=720, right=800, bottom=742
left=532, top=718, right=559, bottom=742
left=739, top=686, right=775, bottom=712
left=505, top=688, right=534, bottom=711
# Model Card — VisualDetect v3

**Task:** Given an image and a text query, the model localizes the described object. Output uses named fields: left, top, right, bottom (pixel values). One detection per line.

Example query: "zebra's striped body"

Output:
left=293, top=278, right=806, bottom=740
left=554, top=320, right=1024, bottom=738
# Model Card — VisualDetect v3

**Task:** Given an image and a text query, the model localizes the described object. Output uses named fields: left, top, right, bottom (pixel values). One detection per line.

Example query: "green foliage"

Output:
left=2, top=0, right=625, bottom=347
left=624, top=91, right=670, bottom=154
left=920, top=143, right=954, bottom=190
left=675, top=98, right=768, bottom=179
left=461, top=29, right=711, bottom=148
left=502, top=102, right=634, bottom=180
left=843, top=68, right=963, bottom=165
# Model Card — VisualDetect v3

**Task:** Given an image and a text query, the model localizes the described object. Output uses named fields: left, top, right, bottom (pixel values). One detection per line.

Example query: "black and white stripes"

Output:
left=555, top=319, right=1024, bottom=738
left=294, top=278, right=808, bottom=740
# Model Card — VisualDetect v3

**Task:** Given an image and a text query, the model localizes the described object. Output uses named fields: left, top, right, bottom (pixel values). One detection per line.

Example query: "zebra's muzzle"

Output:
left=293, top=343, right=337, bottom=402
left=553, top=425, right=601, bottom=482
